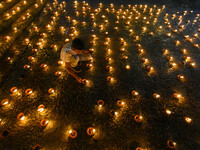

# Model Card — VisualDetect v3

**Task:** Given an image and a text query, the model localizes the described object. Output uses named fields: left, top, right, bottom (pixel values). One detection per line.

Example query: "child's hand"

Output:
left=77, top=77, right=83, bottom=83
left=83, top=50, right=90, bottom=54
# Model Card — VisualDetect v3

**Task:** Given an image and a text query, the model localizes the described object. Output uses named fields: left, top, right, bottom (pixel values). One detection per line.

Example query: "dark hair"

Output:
left=71, top=38, right=85, bottom=50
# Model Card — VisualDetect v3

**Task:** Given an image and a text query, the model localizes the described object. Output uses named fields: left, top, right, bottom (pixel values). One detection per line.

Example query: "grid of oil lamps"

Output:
left=0, top=0, right=200, bottom=149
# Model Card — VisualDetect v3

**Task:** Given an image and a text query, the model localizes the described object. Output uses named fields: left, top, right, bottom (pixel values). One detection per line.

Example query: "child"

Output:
left=60, top=38, right=92, bottom=83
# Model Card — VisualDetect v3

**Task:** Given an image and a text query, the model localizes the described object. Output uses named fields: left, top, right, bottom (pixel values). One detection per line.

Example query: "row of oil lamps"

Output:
left=21, top=14, right=197, bottom=84
left=2, top=0, right=46, bottom=46
left=0, top=86, right=189, bottom=149
left=15, top=0, right=197, bottom=82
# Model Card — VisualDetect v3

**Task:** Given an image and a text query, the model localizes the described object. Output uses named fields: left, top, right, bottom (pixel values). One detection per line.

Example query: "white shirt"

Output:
left=60, top=43, right=92, bottom=67
left=60, top=43, right=79, bottom=67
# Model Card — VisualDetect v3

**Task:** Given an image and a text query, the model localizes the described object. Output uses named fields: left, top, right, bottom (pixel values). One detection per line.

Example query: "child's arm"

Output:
left=65, top=62, right=82, bottom=83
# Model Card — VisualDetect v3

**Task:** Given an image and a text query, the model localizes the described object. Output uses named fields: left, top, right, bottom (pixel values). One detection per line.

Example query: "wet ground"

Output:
left=0, top=0, right=200, bottom=149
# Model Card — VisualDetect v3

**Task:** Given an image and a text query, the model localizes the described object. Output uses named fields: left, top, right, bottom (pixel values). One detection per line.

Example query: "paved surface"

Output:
left=0, top=0, right=200, bottom=149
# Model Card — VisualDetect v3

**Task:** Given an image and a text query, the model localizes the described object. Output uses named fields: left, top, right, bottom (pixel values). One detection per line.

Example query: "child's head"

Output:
left=71, top=38, right=85, bottom=50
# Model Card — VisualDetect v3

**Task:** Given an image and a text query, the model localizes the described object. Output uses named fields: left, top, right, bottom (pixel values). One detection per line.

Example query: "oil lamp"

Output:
left=10, top=87, right=18, bottom=93
left=134, top=115, right=143, bottom=122
left=106, top=65, right=113, bottom=71
left=40, top=64, right=47, bottom=69
left=13, top=27, right=17, bottom=32
left=132, top=91, right=139, bottom=96
left=181, top=49, right=187, bottom=54
left=117, top=100, right=125, bottom=107
left=146, top=66, right=154, bottom=72
left=120, top=48, right=125, bottom=52
left=40, top=119, right=49, bottom=126
left=153, top=93, right=160, bottom=99
left=167, top=140, right=176, bottom=149
left=48, top=88, right=55, bottom=94
left=138, top=49, right=144, bottom=53
left=162, top=49, right=169, bottom=54
left=32, top=49, right=38, bottom=52
left=185, top=117, right=192, bottom=123
left=0, top=129, right=10, bottom=139
left=165, top=109, right=172, bottom=115
left=177, top=75, right=184, bottom=81
left=173, top=93, right=182, bottom=99
left=38, top=104, right=45, bottom=112
left=97, top=100, right=104, bottom=107
left=190, top=62, right=196, bottom=67
left=32, top=145, right=41, bottom=150
left=122, top=55, right=128, bottom=60
left=149, top=32, right=153, bottom=35
left=4, top=36, right=11, bottom=40
left=106, top=57, right=111, bottom=62
left=17, top=113, right=25, bottom=121
left=28, top=56, right=35, bottom=61
left=169, top=62, right=177, bottom=68
left=55, top=71, right=61, bottom=76
left=69, top=130, right=77, bottom=138
left=1, top=99, right=9, bottom=106
left=87, top=127, right=95, bottom=136
left=167, top=56, right=173, bottom=61
left=58, top=61, right=64, bottom=65
left=126, top=65, right=130, bottom=70
left=25, top=89, right=33, bottom=95
left=107, top=76, right=114, bottom=82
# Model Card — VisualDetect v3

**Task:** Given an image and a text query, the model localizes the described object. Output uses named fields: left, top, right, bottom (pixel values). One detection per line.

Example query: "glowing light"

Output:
left=28, top=56, right=35, bottom=61
left=167, top=56, right=173, bottom=61
left=24, top=65, right=30, bottom=69
left=134, top=115, right=143, bottom=122
left=69, top=130, right=77, bottom=138
left=106, top=57, right=112, bottom=62
left=132, top=91, right=139, bottom=96
left=181, top=49, right=187, bottom=54
left=58, top=61, right=64, bottom=65
left=87, top=127, right=95, bottom=136
left=106, top=65, right=113, bottom=71
left=123, top=56, right=128, bottom=60
left=10, top=87, right=18, bottom=93
left=165, top=109, right=172, bottom=115
left=40, top=64, right=47, bottom=68
left=40, top=119, right=49, bottom=126
left=1, top=99, right=9, bottom=106
left=120, top=48, right=125, bottom=52
left=173, top=93, right=182, bottom=99
left=138, top=49, right=144, bottom=53
left=185, top=117, right=192, bottom=123
left=55, top=71, right=62, bottom=77
left=25, top=89, right=33, bottom=95
left=117, top=100, right=125, bottom=107
left=97, top=100, right=104, bottom=107
left=48, top=88, right=55, bottom=94
left=167, top=140, right=176, bottom=149
left=142, top=58, right=149, bottom=63
left=17, top=113, right=25, bottom=121
left=177, top=75, right=184, bottom=81
left=107, top=76, right=114, bottom=82
left=4, top=36, right=11, bottom=40
left=147, top=66, right=154, bottom=72
left=153, top=93, right=160, bottom=99
left=190, top=62, right=196, bottom=67
left=162, top=49, right=169, bottom=54
left=82, top=79, right=89, bottom=85
left=38, top=104, right=45, bottom=112
left=126, top=65, right=130, bottom=70
left=169, top=62, right=177, bottom=68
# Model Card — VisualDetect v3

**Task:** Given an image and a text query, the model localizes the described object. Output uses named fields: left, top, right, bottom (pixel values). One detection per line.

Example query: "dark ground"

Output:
left=0, top=0, right=200, bottom=150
